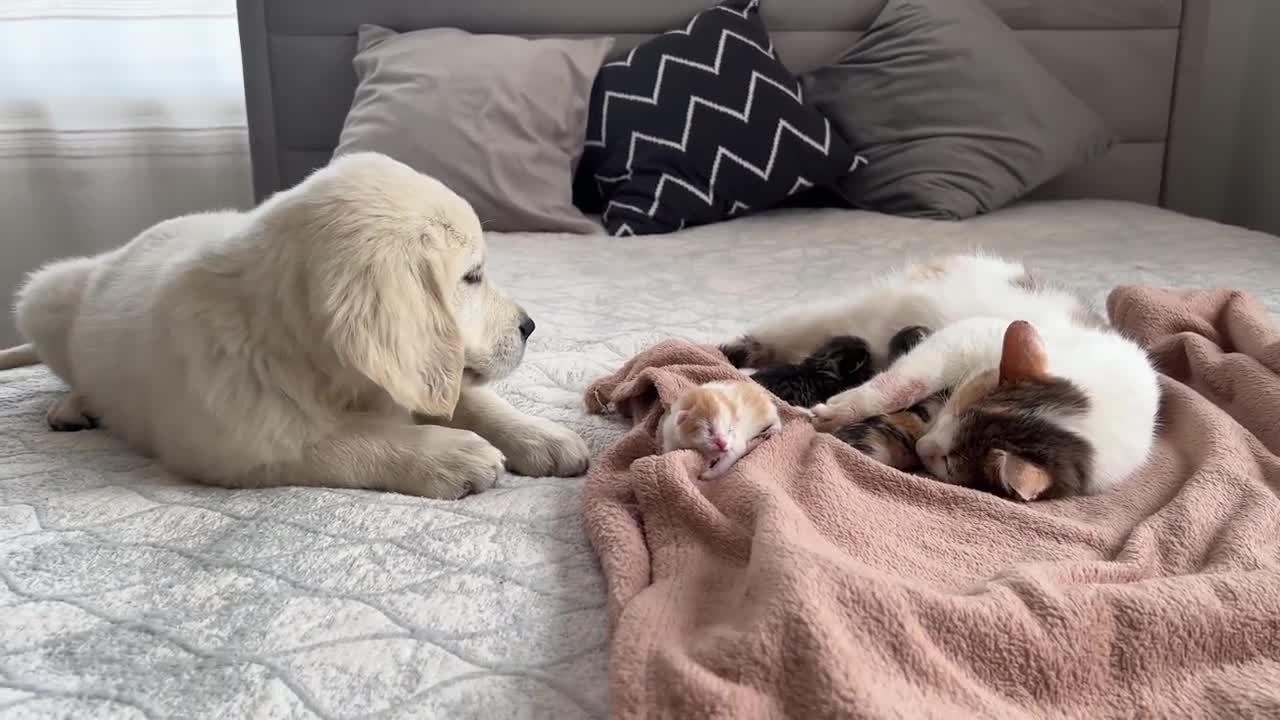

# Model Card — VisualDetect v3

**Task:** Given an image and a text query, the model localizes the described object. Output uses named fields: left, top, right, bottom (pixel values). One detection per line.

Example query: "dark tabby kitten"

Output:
left=746, top=334, right=875, bottom=408
left=826, top=326, right=948, bottom=471
left=746, top=325, right=945, bottom=471
left=742, top=326, right=933, bottom=407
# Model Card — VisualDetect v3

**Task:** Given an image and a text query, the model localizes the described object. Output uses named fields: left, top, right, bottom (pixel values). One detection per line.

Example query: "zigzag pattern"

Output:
left=584, top=24, right=775, bottom=150
left=592, top=0, right=762, bottom=74
left=593, top=42, right=831, bottom=225
left=600, top=110, right=830, bottom=222
left=578, top=0, right=861, bottom=236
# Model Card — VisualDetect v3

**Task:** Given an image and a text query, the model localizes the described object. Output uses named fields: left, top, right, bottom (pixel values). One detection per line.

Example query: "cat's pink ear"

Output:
left=998, top=320, right=1049, bottom=385
left=987, top=449, right=1053, bottom=501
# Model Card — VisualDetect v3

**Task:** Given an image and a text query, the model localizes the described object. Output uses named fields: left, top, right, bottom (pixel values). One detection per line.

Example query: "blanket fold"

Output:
left=583, top=288, right=1280, bottom=719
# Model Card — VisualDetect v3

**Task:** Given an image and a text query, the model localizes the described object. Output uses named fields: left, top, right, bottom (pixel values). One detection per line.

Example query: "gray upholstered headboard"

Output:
left=236, top=0, right=1208, bottom=209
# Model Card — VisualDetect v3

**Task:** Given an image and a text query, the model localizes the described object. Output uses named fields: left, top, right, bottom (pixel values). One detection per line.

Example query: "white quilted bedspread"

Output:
left=2, top=201, right=1278, bottom=719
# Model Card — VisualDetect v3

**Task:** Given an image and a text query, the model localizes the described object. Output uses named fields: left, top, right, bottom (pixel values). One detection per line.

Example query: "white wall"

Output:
left=1166, top=0, right=1280, bottom=236
left=1224, top=0, right=1280, bottom=236
left=1, top=152, right=253, bottom=343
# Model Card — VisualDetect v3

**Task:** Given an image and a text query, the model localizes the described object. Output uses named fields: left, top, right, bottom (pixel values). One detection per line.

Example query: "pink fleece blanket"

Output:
left=582, top=287, right=1280, bottom=719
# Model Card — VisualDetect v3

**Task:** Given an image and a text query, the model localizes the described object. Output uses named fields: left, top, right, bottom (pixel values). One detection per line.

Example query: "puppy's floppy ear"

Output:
left=321, top=243, right=464, bottom=419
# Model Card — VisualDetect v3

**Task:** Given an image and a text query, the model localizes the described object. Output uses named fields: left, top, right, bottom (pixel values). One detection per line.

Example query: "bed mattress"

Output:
left=2, top=200, right=1278, bottom=719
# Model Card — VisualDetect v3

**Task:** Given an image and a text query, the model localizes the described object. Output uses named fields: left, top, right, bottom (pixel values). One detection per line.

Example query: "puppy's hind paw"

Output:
left=46, top=393, right=98, bottom=432
left=415, top=429, right=505, bottom=500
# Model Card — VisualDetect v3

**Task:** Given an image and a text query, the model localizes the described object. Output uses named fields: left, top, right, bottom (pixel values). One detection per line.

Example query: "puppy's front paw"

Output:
left=500, top=418, right=590, bottom=478
left=424, top=429, right=505, bottom=499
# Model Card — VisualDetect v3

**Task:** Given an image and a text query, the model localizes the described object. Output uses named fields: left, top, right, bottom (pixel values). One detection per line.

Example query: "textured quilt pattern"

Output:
left=2, top=201, right=1278, bottom=719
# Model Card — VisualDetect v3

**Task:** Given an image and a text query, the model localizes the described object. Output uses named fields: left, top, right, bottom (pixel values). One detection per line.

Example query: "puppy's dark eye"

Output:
left=464, top=270, right=483, bottom=285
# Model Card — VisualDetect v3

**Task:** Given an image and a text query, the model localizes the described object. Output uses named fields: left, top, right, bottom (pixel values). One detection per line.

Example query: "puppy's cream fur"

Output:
left=4, top=152, right=588, bottom=498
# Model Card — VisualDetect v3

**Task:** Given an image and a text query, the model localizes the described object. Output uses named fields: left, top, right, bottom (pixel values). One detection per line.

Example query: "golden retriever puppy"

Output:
left=0, top=152, right=589, bottom=498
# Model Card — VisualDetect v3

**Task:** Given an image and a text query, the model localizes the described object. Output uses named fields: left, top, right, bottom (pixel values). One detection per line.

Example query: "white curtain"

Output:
left=0, top=1, right=251, bottom=345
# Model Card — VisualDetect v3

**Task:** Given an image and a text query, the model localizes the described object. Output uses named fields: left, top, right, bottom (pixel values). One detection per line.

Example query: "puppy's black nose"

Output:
left=519, top=315, right=536, bottom=340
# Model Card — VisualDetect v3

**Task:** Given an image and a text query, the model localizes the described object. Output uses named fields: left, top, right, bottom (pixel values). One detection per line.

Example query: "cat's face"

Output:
left=675, top=388, right=732, bottom=457
left=914, top=321, right=1094, bottom=501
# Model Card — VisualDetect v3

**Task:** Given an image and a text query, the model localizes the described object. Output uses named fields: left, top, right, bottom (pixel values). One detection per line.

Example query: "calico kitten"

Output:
left=721, top=253, right=1160, bottom=500
left=748, top=325, right=942, bottom=471
left=823, top=325, right=942, bottom=471
left=831, top=392, right=950, bottom=471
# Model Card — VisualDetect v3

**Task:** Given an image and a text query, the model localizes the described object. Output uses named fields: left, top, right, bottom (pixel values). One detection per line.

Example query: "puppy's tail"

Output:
left=0, top=343, right=40, bottom=370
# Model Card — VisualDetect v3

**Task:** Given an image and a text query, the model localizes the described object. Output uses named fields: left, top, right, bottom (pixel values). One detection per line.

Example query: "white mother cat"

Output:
left=721, top=253, right=1160, bottom=501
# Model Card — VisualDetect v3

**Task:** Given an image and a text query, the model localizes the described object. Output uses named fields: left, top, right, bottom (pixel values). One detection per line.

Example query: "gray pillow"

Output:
left=336, top=25, right=612, bottom=233
left=801, top=0, right=1114, bottom=220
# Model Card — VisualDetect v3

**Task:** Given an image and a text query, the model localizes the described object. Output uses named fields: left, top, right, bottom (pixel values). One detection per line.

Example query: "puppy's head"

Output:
left=278, top=152, right=530, bottom=419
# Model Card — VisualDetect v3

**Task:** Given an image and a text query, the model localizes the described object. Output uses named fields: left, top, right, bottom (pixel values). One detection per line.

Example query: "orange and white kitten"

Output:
left=721, top=253, right=1161, bottom=500
left=660, top=380, right=781, bottom=480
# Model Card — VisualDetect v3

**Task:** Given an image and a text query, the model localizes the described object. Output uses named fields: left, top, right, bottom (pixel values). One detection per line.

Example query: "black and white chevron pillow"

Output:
left=574, top=0, right=864, bottom=236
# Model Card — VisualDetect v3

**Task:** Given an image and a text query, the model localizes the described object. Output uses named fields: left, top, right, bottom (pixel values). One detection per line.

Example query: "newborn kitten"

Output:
left=833, top=392, right=950, bottom=471
left=745, top=326, right=937, bottom=468
left=820, top=326, right=944, bottom=470
left=721, top=253, right=1161, bottom=500
left=747, top=335, right=873, bottom=408
left=748, top=326, right=931, bottom=410
left=660, top=380, right=781, bottom=480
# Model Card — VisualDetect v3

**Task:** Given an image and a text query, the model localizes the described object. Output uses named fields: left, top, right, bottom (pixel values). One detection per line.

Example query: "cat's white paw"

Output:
left=813, top=379, right=912, bottom=432
left=812, top=385, right=879, bottom=431
left=810, top=402, right=860, bottom=432
left=824, top=385, right=868, bottom=409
